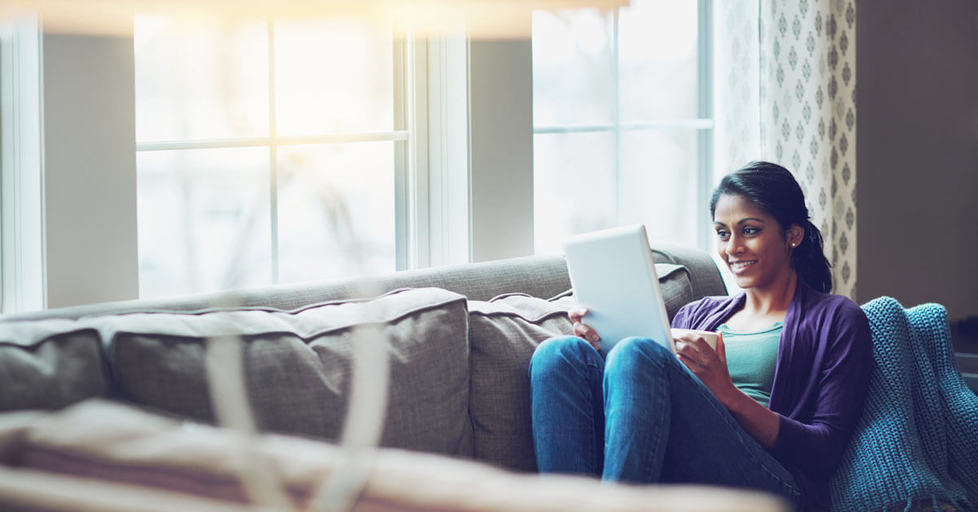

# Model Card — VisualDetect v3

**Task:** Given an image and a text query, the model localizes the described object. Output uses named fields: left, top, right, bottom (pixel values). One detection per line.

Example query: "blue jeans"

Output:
left=529, top=335, right=801, bottom=505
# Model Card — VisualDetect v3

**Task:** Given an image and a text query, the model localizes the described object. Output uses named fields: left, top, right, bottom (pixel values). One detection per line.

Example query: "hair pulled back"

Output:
left=709, top=161, right=832, bottom=293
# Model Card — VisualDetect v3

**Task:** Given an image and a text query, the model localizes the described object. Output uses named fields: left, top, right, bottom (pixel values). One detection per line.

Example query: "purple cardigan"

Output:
left=671, top=280, right=872, bottom=510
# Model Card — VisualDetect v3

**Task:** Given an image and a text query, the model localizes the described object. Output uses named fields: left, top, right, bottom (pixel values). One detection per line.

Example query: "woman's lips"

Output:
left=729, top=260, right=757, bottom=274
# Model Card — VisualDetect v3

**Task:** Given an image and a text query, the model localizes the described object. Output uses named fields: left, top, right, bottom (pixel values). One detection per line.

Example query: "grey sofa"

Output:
left=0, top=243, right=729, bottom=487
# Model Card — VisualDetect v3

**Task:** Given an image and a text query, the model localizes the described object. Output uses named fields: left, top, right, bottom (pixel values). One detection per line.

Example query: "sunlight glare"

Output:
left=619, top=0, right=696, bottom=62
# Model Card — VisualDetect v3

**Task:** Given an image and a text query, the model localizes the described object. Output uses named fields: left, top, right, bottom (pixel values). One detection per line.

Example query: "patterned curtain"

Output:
left=715, top=0, right=858, bottom=298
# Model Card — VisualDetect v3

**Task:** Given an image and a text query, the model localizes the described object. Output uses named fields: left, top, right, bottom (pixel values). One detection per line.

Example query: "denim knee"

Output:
left=604, top=336, right=673, bottom=375
left=529, top=336, right=600, bottom=378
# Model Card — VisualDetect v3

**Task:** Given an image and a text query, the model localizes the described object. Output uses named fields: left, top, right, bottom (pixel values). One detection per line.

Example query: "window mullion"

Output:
left=425, top=32, right=469, bottom=267
left=392, top=32, right=416, bottom=270
left=612, top=8, right=622, bottom=225
left=0, top=16, right=46, bottom=313
left=696, top=0, right=714, bottom=251
left=267, top=18, right=280, bottom=284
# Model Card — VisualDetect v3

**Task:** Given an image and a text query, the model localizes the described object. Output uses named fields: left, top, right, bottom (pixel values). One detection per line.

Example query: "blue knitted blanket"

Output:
left=828, top=297, right=978, bottom=511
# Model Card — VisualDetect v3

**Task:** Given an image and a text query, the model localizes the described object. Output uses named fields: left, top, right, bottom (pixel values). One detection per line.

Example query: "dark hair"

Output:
left=709, top=161, right=832, bottom=293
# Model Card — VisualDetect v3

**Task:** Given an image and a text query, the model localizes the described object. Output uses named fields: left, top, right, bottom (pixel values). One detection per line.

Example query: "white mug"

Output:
left=671, top=328, right=719, bottom=351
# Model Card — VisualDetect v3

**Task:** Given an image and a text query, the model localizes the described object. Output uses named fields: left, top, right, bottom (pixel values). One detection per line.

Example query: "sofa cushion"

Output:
left=89, top=287, right=473, bottom=457
left=0, top=399, right=788, bottom=512
left=0, top=321, right=111, bottom=411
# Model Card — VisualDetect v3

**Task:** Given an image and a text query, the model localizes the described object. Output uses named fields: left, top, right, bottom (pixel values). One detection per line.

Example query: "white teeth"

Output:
left=731, top=261, right=756, bottom=270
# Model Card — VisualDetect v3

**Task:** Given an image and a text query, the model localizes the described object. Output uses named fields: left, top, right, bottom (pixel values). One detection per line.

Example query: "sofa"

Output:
left=0, top=243, right=795, bottom=511
left=1, top=242, right=974, bottom=512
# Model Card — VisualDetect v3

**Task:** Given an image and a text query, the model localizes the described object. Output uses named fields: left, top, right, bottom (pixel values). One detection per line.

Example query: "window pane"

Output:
left=275, top=20, right=394, bottom=136
left=618, top=129, right=699, bottom=247
left=137, top=148, right=272, bottom=298
left=533, top=132, right=617, bottom=255
left=134, top=17, right=269, bottom=142
left=618, top=0, right=699, bottom=121
left=276, top=142, right=395, bottom=283
left=532, top=9, right=615, bottom=127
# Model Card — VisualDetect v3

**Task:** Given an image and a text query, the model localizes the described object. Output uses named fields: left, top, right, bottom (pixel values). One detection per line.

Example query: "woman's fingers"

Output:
left=568, top=307, right=589, bottom=324
left=567, top=306, right=599, bottom=349
left=573, top=322, right=597, bottom=341
left=572, top=323, right=600, bottom=351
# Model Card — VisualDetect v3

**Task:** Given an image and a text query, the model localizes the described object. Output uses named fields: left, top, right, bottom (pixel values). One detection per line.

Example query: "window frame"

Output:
left=132, top=19, right=464, bottom=293
left=1, top=17, right=49, bottom=314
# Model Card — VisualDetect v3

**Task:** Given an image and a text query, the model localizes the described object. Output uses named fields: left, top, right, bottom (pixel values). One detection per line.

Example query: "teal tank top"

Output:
left=718, top=322, right=783, bottom=408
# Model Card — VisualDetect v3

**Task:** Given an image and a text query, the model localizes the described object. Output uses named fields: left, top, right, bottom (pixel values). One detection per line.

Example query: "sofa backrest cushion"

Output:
left=0, top=322, right=111, bottom=411
left=91, top=287, right=473, bottom=457
left=0, top=243, right=725, bottom=324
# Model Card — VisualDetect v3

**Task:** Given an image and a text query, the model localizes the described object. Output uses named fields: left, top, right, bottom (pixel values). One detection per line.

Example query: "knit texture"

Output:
left=828, top=297, right=978, bottom=511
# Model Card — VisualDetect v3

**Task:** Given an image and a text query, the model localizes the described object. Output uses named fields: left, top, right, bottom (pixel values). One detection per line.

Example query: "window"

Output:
left=134, top=17, right=420, bottom=298
left=532, top=0, right=714, bottom=254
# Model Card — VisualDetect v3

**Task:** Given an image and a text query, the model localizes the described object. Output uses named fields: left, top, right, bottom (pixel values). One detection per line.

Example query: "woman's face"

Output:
left=712, top=193, right=800, bottom=291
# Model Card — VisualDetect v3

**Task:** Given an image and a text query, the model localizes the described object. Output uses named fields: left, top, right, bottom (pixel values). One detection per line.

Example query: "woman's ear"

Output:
left=787, top=223, right=804, bottom=248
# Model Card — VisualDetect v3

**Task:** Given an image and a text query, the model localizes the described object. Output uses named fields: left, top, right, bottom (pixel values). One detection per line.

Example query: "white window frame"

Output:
left=0, top=16, right=45, bottom=314
left=134, top=20, right=441, bottom=286
left=0, top=18, right=471, bottom=312
left=134, top=21, right=476, bottom=295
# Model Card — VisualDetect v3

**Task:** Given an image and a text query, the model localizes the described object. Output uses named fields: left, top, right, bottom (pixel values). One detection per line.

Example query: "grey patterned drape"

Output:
left=715, top=0, right=858, bottom=298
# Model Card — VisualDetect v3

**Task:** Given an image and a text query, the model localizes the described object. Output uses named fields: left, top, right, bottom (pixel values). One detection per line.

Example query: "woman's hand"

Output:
left=674, top=332, right=737, bottom=405
left=675, top=332, right=780, bottom=448
left=569, top=307, right=601, bottom=351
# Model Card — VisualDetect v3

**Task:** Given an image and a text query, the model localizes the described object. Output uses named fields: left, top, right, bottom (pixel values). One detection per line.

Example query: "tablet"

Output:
left=563, top=224, right=674, bottom=353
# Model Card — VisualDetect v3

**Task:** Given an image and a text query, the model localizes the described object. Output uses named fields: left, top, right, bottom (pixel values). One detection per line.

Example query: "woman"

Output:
left=529, top=161, right=872, bottom=511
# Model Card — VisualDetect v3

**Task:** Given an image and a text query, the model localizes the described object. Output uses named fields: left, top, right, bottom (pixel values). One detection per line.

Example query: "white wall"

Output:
left=41, top=32, right=139, bottom=308
left=468, top=38, right=535, bottom=262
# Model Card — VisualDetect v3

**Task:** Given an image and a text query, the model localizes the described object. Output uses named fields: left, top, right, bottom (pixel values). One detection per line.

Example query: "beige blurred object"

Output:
left=0, top=400, right=790, bottom=512
left=0, top=468, right=259, bottom=512
left=0, top=0, right=629, bottom=38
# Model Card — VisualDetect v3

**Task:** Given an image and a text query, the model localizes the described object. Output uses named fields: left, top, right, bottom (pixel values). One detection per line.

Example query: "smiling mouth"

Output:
left=730, top=260, right=757, bottom=271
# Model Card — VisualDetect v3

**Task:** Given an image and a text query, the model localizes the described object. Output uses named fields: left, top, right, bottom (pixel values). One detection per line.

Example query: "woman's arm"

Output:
left=722, top=385, right=780, bottom=448
left=768, top=304, right=874, bottom=478
left=674, top=332, right=779, bottom=448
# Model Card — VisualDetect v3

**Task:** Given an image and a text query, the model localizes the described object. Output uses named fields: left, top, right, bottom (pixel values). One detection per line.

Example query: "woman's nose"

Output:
left=726, top=234, right=744, bottom=255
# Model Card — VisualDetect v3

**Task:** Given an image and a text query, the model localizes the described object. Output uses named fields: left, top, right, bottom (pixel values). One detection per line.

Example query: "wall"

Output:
left=856, top=0, right=978, bottom=321
left=468, top=38, right=534, bottom=262
left=42, top=33, right=139, bottom=308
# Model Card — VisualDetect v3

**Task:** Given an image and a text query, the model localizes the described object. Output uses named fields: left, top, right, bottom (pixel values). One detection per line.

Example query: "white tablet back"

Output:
left=563, top=224, right=674, bottom=353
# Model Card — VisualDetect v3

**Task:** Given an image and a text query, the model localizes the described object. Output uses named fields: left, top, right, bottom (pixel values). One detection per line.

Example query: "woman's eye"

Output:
left=743, top=227, right=760, bottom=236
left=715, top=230, right=729, bottom=240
